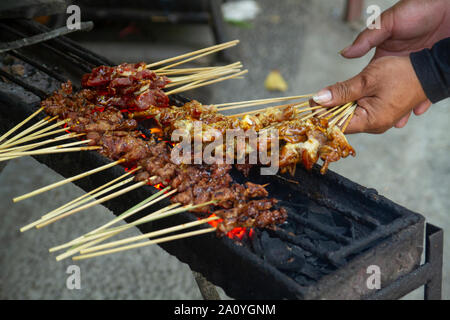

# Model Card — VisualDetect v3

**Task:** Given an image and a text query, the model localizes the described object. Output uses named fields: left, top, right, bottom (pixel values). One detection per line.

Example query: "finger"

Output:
left=394, top=112, right=411, bottom=128
left=342, top=105, right=369, bottom=134
left=413, top=100, right=432, bottom=115
left=313, top=72, right=373, bottom=107
left=340, top=10, right=393, bottom=59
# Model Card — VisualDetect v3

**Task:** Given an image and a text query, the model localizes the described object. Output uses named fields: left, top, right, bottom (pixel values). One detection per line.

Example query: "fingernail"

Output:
left=313, top=90, right=332, bottom=104
left=339, top=45, right=351, bottom=56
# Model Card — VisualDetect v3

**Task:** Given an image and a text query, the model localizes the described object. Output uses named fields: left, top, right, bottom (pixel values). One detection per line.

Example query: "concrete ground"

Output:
left=0, top=0, right=448, bottom=299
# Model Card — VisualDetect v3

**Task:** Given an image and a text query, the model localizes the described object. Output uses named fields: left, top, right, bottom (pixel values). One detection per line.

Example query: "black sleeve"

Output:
left=410, top=37, right=450, bottom=103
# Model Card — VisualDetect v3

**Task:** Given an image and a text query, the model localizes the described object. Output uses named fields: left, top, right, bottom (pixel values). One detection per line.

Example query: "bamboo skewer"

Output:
left=0, top=127, right=73, bottom=150
left=0, top=139, right=92, bottom=158
left=33, top=176, right=135, bottom=227
left=85, top=189, right=177, bottom=233
left=13, top=159, right=125, bottom=203
left=19, top=118, right=71, bottom=141
left=168, top=67, right=241, bottom=83
left=72, top=227, right=216, bottom=260
left=35, top=179, right=154, bottom=228
left=20, top=168, right=141, bottom=232
left=226, top=101, right=304, bottom=117
left=166, top=70, right=248, bottom=95
left=81, top=216, right=220, bottom=255
left=49, top=203, right=181, bottom=252
left=66, top=202, right=209, bottom=249
left=223, top=100, right=308, bottom=115
left=0, top=117, right=71, bottom=153
left=167, top=69, right=241, bottom=86
left=330, top=111, right=350, bottom=127
left=0, top=116, right=54, bottom=148
left=216, top=94, right=313, bottom=111
left=155, top=67, right=218, bottom=76
left=53, top=190, right=177, bottom=260
left=342, top=112, right=354, bottom=133
left=156, top=46, right=236, bottom=71
left=85, top=201, right=216, bottom=239
left=155, top=41, right=239, bottom=71
left=338, top=107, right=353, bottom=126
left=165, top=66, right=242, bottom=89
left=313, top=105, right=340, bottom=119
left=294, top=106, right=328, bottom=122
left=56, top=231, right=121, bottom=261
left=146, top=40, right=239, bottom=69
left=0, top=146, right=100, bottom=162
left=227, top=102, right=314, bottom=118
left=55, top=201, right=212, bottom=251
left=2, top=116, right=57, bottom=140
left=167, top=62, right=242, bottom=83
left=341, top=105, right=357, bottom=133
left=0, top=107, right=44, bottom=144
left=296, top=105, right=324, bottom=114
left=0, top=133, right=83, bottom=154
left=87, top=188, right=178, bottom=235
left=166, top=63, right=242, bottom=85
left=40, top=176, right=136, bottom=221
left=325, top=102, right=353, bottom=121
left=333, top=103, right=356, bottom=127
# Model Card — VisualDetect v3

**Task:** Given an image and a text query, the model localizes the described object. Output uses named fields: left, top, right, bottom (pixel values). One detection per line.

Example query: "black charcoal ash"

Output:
left=252, top=230, right=305, bottom=272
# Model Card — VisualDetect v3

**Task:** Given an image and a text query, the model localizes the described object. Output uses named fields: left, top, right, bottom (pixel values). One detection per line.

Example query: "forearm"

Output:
left=410, top=37, right=450, bottom=103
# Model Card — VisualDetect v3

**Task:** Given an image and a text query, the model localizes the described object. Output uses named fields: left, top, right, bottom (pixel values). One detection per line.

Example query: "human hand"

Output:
left=313, top=56, right=428, bottom=134
left=341, top=0, right=450, bottom=60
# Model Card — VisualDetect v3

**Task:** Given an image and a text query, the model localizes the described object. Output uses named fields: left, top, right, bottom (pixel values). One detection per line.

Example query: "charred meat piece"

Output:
left=81, top=62, right=170, bottom=110
left=278, top=118, right=355, bottom=174
left=68, top=108, right=138, bottom=133
left=97, top=131, right=153, bottom=165
left=81, top=62, right=169, bottom=91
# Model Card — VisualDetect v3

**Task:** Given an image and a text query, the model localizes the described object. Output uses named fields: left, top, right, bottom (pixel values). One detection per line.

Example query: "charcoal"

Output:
left=260, top=232, right=305, bottom=271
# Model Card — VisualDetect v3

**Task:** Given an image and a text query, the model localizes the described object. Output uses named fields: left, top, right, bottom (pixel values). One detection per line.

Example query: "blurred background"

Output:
left=0, top=0, right=448, bottom=299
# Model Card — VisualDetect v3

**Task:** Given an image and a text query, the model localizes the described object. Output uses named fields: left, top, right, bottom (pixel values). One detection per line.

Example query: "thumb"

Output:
left=313, top=72, right=372, bottom=107
left=340, top=10, right=393, bottom=58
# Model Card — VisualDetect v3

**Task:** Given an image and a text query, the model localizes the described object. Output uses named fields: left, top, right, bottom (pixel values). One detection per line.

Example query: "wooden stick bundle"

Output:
left=81, top=216, right=219, bottom=255
left=153, top=41, right=239, bottom=71
left=13, top=159, right=125, bottom=203
left=49, top=203, right=181, bottom=253
left=1, top=117, right=68, bottom=149
left=0, top=146, right=100, bottom=162
left=0, top=116, right=54, bottom=149
left=166, top=69, right=248, bottom=95
left=51, top=200, right=214, bottom=256
left=165, top=63, right=243, bottom=88
left=216, top=94, right=313, bottom=111
left=20, top=168, right=141, bottom=232
left=87, top=188, right=178, bottom=235
left=0, top=107, right=44, bottom=144
left=52, top=190, right=179, bottom=260
left=0, top=127, right=75, bottom=150
left=36, top=178, right=154, bottom=228
left=72, top=227, right=216, bottom=260
left=0, top=133, right=83, bottom=155
left=146, top=40, right=239, bottom=69
left=24, top=176, right=135, bottom=230
left=227, top=101, right=312, bottom=118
